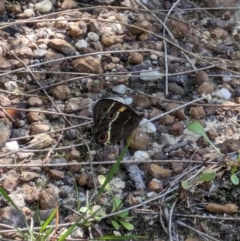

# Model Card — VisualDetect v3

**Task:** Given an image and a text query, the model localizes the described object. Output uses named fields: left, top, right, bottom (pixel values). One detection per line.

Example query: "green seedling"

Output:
left=98, top=175, right=134, bottom=231
left=186, top=121, right=240, bottom=186
left=187, top=121, right=222, bottom=156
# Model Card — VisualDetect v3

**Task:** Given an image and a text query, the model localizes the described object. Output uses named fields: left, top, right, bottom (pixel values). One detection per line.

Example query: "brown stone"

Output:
left=68, top=160, right=82, bottom=172
left=27, top=97, right=43, bottom=107
left=168, top=83, right=184, bottom=94
left=197, top=82, right=215, bottom=95
left=149, top=164, right=173, bottom=179
left=129, top=21, right=152, bottom=35
left=159, top=115, right=175, bottom=125
left=12, top=45, right=33, bottom=59
left=0, top=95, right=11, bottom=106
left=22, top=184, right=39, bottom=203
left=29, top=123, right=51, bottom=135
left=211, top=28, right=228, bottom=40
left=19, top=171, right=40, bottom=182
left=128, top=52, right=144, bottom=64
left=133, top=95, right=151, bottom=109
left=68, top=149, right=80, bottom=161
left=189, top=106, right=206, bottom=119
left=77, top=173, right=88, bottom=186
left=128, top=128, right=150, bottom=150
left=170, top=122, right=184, bottom=136
left=2, top=177, right=18, bottom=192
left=101, top=32, right=122, bottom=46
left=51, top=85, right=71, bottom=100
left=39, top=188, right=58, bottom=209
left=195, top=71, right=209, bottom=86
left=71, top=56, right=103, bottom=74
left=61, top=0, right=77, bottom=9
left=148, top=179, right=163, bottom=193
left=64, top=97, right=91, bottom=113
left=164, top=103, right=186, bottom=120
left=149, top=107, right=162, bottom=119
left=68, top=23, right=84, bottom=38
left=207, top=130, right=218, bottom=140
left=167, top=19, right=192, bottom=38
left=26, top=111, right=45, bottom=123
left=48, top=39, right=76, bottom=55
left=172, top=162, right=183, bottom=174
left=0, top=58, right=19, bottom=70
left=48, top=169, right=65, bottom=180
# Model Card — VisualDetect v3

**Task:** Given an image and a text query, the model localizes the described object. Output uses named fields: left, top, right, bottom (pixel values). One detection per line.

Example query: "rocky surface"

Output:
left=0, top=0, right=240, bottom=240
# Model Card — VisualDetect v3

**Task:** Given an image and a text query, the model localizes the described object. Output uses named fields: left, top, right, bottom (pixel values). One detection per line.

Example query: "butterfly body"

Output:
left=92, top=99, right=139, bottom=146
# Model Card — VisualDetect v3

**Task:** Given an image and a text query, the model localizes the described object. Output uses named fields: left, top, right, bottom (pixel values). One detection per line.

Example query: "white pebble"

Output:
left=222, top=76, right=232, bottom=82
left=24, top=9, right=35, bottom=17
left=140, top=68, right=163, bottom=81
left=150, top=54, right=158, bottom=60
left=87, top=32, right=99, bottom=42
left=5, top=141, right=19, bottom=151
left=124, top=97, right=133, bottom=105
left=35, top=0, right=53, bottom=13
left=112, top=23, right=123, bottom=34
left=140, top=118, right=156, bottom=133
left=5, top=81, right=18, bottom=92
left=112, top=84, right=127, bottom=94
left=75, top=39, right=88, bottom=50
left=213, top=88, right=231, bottom=100
left=111, top=178, right=125, bottom=189
left=133, top=151, right=150, bottom=161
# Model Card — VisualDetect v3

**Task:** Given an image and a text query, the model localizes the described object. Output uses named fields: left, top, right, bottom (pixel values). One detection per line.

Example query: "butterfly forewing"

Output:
left=92, top=99, right=139, bottom=146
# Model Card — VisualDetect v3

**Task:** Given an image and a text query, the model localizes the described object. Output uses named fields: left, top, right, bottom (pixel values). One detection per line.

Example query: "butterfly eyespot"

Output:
left=108, top=112, right=116, bottom=120
left=102, top=107, right=108, bottom=113
left=98, top=133, right=108, bottom=143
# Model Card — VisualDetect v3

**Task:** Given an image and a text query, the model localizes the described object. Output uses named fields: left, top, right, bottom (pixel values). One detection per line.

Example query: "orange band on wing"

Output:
left=118, top=107, right=126, bottom=112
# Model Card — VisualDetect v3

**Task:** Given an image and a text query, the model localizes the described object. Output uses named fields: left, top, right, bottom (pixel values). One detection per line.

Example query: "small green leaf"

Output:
left=79, top=206, right=88, bottom=213
left=112, top=198, right=123, bottom=212
left=90, top=205, right=106, bottom=219
left=98, top=175, right=112, bottom=193
left=187, top=121, right=207, bottom=137
left=111, top=220, right=120, bottom=230
left=116, top=211, right=129, bottom=218
left=231, top=174, right=239, bottom=185
left=198, top=171, right=216, bottom=182
left=187, top=121, right=223, bottom=156
left=118, top=220, right=134, bottom=231
left=181, top=180, right=191, bottom=190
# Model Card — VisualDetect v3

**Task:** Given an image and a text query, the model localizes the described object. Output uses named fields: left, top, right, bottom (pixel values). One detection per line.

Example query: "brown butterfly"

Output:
left=92, top=99, right=139, bottom=146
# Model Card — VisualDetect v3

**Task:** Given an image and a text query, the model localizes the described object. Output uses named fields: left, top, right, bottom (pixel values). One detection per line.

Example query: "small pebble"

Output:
left=24, top=9, right=35, bottom=17
left=140, top=118, right=156, bottom=133
left=140, top=69, right=163, bottom=81
left=132, top=151, right=150, bottom=161
left=124, top=97, right=133, bottom=105
left=112, top=84, right=127, bottom=94
left=213, top=88, right=231, bottom=100
left=87, top=32, right=99, bottom=42
left=35, top=0, right=53, bottom=13
left=75, top=39, right=88, bottom=50
left=222, top=76, right=232, bottom=82
left=150, top=54, right=158, bottom=60
left=5, top=141, right=19, bottom=151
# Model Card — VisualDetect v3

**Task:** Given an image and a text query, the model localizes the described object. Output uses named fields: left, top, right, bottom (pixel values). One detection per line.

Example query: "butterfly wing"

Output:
left=92, top=99, right=139, bottom=146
